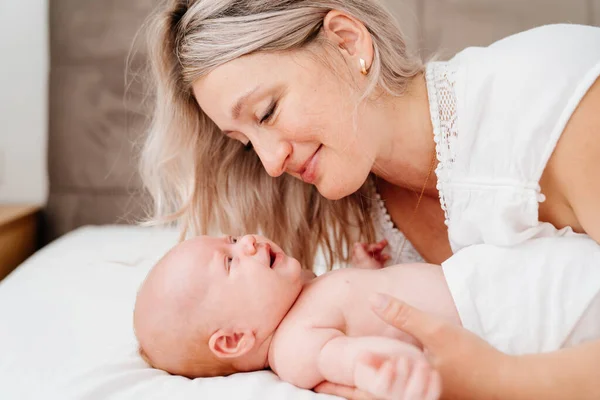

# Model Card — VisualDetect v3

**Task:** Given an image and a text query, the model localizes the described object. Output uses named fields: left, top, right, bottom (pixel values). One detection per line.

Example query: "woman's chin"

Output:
left=316, top=177, right=366, bottom=201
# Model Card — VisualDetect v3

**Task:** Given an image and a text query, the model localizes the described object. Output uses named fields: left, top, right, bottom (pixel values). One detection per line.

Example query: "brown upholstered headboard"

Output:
left=45, top=1, right=159, bottom=241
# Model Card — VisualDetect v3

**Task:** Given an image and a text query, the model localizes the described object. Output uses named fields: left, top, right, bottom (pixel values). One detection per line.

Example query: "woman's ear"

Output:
left=322, top=10, right=373, bottom=66
left=208, top=329, right=256, bottom=359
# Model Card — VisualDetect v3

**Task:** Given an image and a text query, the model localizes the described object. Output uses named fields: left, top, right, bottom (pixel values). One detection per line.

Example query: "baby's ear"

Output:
left=208, top=329, right=256, bottom=359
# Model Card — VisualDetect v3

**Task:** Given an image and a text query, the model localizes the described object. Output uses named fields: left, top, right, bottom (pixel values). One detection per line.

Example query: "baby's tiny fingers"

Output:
left=424, top=370, right=442, bottom=400
left=380, top=253, right=392, bottom=262
left=384, top=358, right=410, bottom=400
left=371, top=360, right=396, bottom=399
left=368, top=240, right=387, bottom=252
left=404, top=361, right=431, bottom=400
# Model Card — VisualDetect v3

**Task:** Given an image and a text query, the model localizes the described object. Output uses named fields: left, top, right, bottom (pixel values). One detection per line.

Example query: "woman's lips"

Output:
left=301, top=145, right=322, bottom=184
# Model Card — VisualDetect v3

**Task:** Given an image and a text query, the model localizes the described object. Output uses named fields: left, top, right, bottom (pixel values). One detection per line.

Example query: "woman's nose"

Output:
left=238, top=235, right=257, bottom=255
left=254, top=139, right=291, bottom=178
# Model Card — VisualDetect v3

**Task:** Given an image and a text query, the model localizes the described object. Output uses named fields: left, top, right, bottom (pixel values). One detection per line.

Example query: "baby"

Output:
left=133, top=234, right=460, bottom=398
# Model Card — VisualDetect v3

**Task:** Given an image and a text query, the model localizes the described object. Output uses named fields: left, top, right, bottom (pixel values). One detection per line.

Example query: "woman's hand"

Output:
left=316, top=293, right=516, bottom=400
left=368, top=294, right=515, bottom=400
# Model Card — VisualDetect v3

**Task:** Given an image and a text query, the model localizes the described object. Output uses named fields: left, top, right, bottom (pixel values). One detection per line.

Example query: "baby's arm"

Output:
left=318, top=333, right=440, bottom=399
left=273, top=328, right=436, bottom=398
left=318, top=333, right=424, bottom=386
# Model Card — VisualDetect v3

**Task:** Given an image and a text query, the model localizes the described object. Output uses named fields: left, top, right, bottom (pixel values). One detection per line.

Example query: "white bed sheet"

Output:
left=0, top=225, right=339, bottom=400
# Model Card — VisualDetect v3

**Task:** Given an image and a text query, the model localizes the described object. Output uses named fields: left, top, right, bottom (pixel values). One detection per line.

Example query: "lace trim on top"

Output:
left=369, top=182, right=424, bottom=264
left=425, top=62, right=459, bottom=226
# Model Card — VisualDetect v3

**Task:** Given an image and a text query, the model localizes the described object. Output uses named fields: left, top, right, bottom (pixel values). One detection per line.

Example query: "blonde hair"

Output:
left=139, top=0, right=423, bottom=271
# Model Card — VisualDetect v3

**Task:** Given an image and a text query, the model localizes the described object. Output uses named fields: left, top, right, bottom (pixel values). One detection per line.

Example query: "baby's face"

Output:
left=175, top=234, right=304, bottom=332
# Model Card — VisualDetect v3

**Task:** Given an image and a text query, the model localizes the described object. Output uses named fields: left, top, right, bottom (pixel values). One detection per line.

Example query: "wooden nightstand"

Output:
left=0, top=205, right=41, bottom=281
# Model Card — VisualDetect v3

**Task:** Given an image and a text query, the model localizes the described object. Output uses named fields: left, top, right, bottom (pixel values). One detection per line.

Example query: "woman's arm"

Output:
left=370, top=294, right=600, bottom=400
left=507, top=339, right=600, bottom=400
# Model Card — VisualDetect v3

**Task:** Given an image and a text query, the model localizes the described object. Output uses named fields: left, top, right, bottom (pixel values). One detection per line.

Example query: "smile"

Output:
left=300, top=145, right=322, bottom=184
left=269, top=247, right=276, bottom=268
left=264, top=244, right=280, bottom=269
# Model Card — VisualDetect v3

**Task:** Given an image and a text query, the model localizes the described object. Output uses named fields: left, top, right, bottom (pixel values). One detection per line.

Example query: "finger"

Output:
left=354, top=357, right=381, bottom=389
left=370, top=360, right=396, bottom=399
left=368, top=239, right=388, bottom=252
left=366, top=245, right=380, bottom=255
left=352, top=244, right=370, bottom=262
left=375, top=253, right=391, bottom=264
left=314, top=382, right=373, bottom=400
left=370, top=294, right=444, bottom=349
left=404, top=361, right=429, bottom=400
left=386, top=358, right=409, bottom=400
left=424, top=370, right=442, bottom=400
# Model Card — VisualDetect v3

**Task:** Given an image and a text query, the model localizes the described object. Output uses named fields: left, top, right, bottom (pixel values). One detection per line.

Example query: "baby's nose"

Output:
left=239, top=235, right=257, bottom=255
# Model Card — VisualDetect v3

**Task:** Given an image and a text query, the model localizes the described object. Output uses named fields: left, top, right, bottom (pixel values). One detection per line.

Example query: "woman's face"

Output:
left=192, top=50, right=379, bottom=200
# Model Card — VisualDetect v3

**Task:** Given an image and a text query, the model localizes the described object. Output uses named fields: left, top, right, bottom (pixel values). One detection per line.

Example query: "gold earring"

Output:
left=359, top=58, right=368, bottom=75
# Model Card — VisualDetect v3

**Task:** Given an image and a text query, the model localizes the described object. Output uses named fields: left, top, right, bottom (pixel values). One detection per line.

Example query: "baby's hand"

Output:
left=354, top=352, right=441, bottom=400
left=351, top=239, right=391, bottom=269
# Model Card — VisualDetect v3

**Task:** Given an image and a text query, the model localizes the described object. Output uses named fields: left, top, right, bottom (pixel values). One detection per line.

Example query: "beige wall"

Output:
left=383, top=0, right=600, bottom=59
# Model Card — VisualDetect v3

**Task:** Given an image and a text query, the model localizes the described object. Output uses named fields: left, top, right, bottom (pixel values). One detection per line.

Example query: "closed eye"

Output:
left=260, top=101, right=277, bottom=124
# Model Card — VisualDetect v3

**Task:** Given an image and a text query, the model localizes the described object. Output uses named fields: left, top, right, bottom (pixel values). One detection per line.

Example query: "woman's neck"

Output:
left=371, top=73, right=438, bottom=195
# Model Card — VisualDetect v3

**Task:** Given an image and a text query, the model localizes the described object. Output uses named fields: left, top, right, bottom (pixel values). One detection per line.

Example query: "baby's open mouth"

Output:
left=269, top=248, right=276, bottom=268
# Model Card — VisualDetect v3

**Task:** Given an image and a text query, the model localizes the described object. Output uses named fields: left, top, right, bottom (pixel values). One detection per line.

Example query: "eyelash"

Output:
left=260, top=101, right=277, bottom=124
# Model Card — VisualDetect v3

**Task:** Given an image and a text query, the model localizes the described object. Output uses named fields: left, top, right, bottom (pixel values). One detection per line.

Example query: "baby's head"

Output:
left=133, top=234, right=303, bottom=378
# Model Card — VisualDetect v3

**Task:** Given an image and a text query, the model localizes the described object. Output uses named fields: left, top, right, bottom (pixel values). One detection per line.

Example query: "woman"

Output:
left=140, top=0, right=600, bottom=398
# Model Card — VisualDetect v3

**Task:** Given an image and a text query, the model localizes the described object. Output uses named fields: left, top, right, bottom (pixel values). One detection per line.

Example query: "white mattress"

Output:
left=0, top=225, right=339, bottom=400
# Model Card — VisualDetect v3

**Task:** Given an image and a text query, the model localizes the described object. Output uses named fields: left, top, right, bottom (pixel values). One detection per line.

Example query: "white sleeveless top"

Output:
left=427, top=23, right=600, bottom=251
left=423, top=24, right=600, bottom=354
